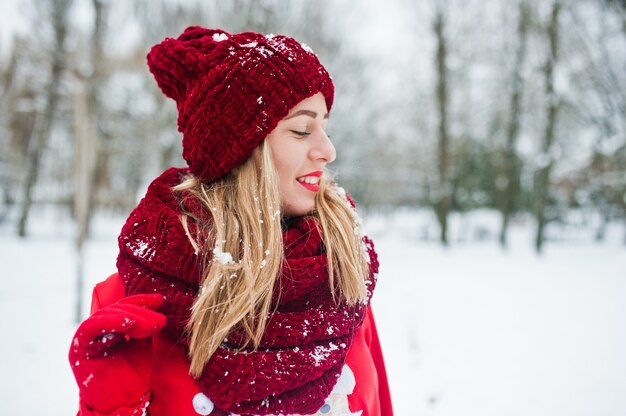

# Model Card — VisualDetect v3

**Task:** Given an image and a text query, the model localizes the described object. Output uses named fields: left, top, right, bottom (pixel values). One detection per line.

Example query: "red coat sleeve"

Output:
left=363, top=307, right=394, bottom=415
left=346, top=306, right=394, bottom=415
left=76, top=273, right=151, bottom=416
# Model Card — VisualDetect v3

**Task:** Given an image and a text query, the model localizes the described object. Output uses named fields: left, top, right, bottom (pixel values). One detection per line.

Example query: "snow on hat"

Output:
left=147, top=26, right=335, bottom=182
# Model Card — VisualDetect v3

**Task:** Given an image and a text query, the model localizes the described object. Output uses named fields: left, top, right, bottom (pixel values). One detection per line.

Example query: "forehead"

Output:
left=286, top=93, right=328, bottom=116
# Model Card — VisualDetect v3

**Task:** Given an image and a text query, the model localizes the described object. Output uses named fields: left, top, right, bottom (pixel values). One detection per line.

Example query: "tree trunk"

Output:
left=73, top=78, right=93, bottom=322
left=499, top=1, right=530, bottom=248
left=434, top=4, right=451, bottom=246
left=0, top=37, right=20, bottom=99
left=82, top=0, right=107, bottom=240
left=0, top=38, right=21, bottom=221
left=534, top=1, right=561, bottom=254
left=70, top=0, right=107, bottom=321
left=17, top=0, right=71, bottom=237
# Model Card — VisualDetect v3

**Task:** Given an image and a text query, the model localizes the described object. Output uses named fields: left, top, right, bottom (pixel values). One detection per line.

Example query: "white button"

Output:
left=192, top=392, right=214, bottom=415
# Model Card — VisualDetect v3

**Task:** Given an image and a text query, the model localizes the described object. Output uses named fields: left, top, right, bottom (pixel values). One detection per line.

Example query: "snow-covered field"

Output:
left=0, top=208, right=624, bottom=416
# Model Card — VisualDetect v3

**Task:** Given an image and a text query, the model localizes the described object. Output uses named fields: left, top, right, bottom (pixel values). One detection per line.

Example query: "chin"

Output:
left=283, top=201, right=315, bottom=218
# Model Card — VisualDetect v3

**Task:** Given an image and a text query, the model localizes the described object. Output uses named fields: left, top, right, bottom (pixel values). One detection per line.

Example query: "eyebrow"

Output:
left=284, top=110, right=330, bottom=120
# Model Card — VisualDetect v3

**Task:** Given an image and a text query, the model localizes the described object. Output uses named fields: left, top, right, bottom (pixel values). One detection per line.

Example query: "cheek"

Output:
left=273, top=161, right=296, bottom=206
left=268, top=138, right=298, bottom=181
left=273, top=156, right=299, bottom=185
left=275, top=163, right=292, bottom=188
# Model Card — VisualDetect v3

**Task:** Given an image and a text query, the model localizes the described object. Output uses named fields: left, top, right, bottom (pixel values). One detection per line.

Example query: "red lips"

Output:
left=297, top=171, right=323, bottom=179
left=296, top=171, right=323, bottom=192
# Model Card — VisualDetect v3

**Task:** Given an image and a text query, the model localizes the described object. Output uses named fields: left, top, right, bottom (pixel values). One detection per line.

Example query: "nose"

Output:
left=310, top=130, right=336, bottom=163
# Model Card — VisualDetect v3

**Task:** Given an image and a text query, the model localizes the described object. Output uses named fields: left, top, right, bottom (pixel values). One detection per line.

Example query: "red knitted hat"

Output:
left=147, top=26, right=335, bottom=182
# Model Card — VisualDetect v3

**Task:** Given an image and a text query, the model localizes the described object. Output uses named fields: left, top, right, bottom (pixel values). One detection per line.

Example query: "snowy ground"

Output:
left=0, top=208, right=624, bottom=416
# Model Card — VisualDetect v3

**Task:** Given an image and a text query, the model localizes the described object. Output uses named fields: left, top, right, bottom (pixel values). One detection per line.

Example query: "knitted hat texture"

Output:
left=147, top=26, right=335, bottom=182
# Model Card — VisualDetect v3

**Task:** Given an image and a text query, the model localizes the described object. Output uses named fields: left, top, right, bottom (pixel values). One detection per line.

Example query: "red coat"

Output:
left=83, top=273, right=393, bottom=416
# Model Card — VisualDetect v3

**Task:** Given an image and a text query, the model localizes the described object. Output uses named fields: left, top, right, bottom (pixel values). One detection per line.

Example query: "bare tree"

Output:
left=82, top=0, right=107, bottom=239
left=2, top=39, right=41, bottom=221
left=597, top=0, right=626, bottom=243
left=533, top=0, right=561, bottom=253
left=434, top=2, right=452, bottom=245
left=16, top=0, right=72, bottom=237
left=73, top=76, right=93, bottom=322
left=70, top=0, right=108, bottom=322
left=0, top=37, right=22, bottom=221
left=499, top=0, right=531, bottom=247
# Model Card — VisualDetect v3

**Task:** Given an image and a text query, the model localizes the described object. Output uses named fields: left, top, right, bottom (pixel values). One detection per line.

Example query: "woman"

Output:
left=69, top=26, right=393, bottom=416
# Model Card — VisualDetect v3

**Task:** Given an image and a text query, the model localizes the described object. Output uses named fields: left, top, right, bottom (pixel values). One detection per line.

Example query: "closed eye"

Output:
left=290, top=130, right=311, bottom=137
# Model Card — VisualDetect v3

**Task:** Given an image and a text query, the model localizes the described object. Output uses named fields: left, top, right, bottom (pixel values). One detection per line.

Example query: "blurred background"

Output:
left=1, top=0, right=624, bottom=249
left=0, top=0, right=625, bottom=415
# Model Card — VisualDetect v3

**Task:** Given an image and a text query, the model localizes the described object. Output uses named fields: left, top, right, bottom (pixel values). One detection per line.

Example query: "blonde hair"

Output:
left=172, top=140, right=369, bottom=378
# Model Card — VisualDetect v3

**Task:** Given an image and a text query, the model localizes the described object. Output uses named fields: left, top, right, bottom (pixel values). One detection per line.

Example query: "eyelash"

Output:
left=289, top=130, right=331, bottom=139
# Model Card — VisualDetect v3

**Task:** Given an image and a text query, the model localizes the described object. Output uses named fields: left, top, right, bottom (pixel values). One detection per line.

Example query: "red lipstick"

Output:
left=296, top=171, right=323, bottom=192
left=297, top=171, right=323, bottom=178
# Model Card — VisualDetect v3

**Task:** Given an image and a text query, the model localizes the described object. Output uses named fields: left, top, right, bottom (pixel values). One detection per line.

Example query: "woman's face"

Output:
left=267, top=92, right=336, bottom=217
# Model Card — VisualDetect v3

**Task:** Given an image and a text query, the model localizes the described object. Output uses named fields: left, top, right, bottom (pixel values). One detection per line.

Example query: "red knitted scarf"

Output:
left=116, top=168, right=379, bottom=415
